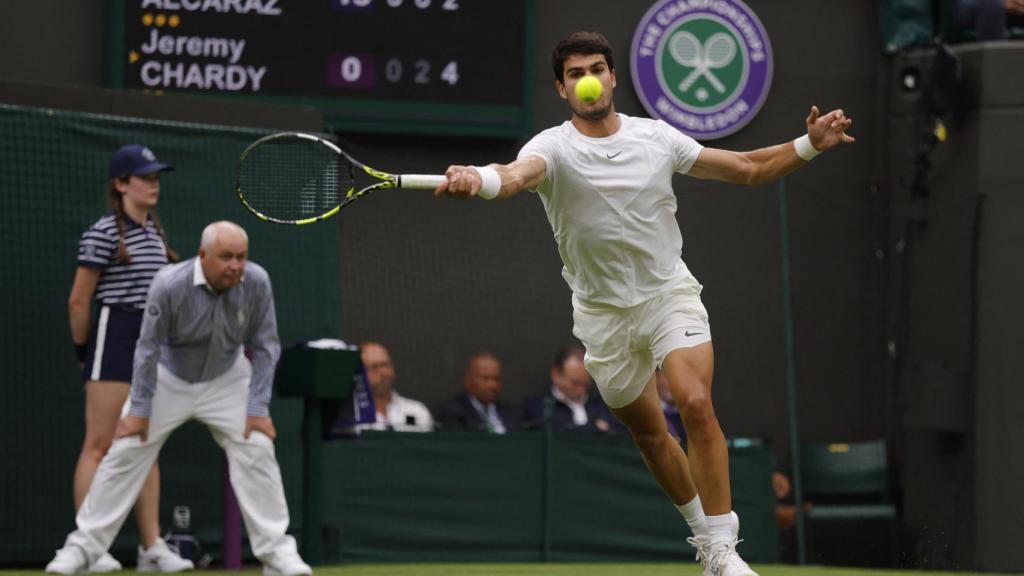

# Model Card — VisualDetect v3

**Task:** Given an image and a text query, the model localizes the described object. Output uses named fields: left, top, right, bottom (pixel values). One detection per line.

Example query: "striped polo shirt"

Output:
left=78, top=213, right=170, bottom=309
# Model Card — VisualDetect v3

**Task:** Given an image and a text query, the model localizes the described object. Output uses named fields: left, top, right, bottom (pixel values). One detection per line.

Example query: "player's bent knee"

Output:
left=678, top=394, right=716, bottom=429
left=631, top=428, right=672, bottom=455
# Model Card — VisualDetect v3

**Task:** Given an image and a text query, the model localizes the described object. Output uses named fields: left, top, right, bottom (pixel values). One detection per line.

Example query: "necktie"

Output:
left=484, top=405, right=496, bottom=433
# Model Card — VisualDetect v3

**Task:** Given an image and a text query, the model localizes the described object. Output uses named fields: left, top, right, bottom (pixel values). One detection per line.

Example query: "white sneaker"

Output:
left=705, top=537, right=758, bottom=576
left=262, top=550, right=312, bottom=576
left=687, top=535, right=712, bottom=573
left=88, top=552, right=122, bottom=573
left=137, top=538, right=194, bottom=573
left=45, top=546, right=88, bottom=575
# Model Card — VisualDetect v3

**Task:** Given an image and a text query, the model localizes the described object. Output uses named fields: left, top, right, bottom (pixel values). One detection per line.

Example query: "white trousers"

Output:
left=64, top=353, right=299, bottom=565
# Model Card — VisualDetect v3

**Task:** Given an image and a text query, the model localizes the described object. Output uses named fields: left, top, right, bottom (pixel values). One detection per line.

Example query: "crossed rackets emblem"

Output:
left=668, top=31, right=737, bottom=99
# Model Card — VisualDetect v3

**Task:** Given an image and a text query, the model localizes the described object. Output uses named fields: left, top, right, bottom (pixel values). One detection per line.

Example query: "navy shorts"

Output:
left=81, top=305, right=143, bottom=383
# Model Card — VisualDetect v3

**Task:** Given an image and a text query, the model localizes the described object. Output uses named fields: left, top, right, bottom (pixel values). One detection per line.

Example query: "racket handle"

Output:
left=399, top=174, right=447, bottom=189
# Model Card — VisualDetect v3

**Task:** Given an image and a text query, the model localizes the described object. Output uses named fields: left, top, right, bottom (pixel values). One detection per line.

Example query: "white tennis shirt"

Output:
left=518, top=114, right=704, bottom=307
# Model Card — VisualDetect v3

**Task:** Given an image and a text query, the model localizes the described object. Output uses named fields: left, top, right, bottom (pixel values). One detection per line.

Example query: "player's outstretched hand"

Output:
left=245, top=415, right=277, bottom=440
left=806, top=105, right=855, bottom=151
left=114, top=415, right=150, bottom=442
left=435, top=165, right=482, bottom=199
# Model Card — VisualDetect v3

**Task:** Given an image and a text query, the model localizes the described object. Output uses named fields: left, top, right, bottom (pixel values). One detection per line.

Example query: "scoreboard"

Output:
left=106, top=0, right=533, bottom=137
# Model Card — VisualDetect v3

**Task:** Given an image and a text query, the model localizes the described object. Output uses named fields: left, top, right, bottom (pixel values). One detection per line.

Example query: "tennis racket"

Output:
left=236, top=132, right=446, bottom=225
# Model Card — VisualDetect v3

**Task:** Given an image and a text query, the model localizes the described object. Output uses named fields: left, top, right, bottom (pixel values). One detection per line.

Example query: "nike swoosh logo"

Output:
left=685, top=330, right=703, bottom=337
left=606, top=151, right=622, bottom=159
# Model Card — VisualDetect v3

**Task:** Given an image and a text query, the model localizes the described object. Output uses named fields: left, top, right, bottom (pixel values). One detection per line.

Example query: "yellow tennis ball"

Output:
left=575, top=75, right=602, bottom=104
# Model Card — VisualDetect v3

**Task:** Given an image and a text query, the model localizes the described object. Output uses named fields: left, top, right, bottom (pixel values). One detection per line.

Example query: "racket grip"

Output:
left=399, top=174, right=447, bottom=189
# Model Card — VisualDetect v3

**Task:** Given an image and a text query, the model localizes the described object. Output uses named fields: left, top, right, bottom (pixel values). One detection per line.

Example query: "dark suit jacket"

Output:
left=435, top=393, right=519, bottom=433
left=521, top=388, right=619, bottom=433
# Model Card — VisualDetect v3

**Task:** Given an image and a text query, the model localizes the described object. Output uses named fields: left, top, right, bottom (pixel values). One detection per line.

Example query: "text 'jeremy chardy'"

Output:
left=137, top=29, right=267, bottom=91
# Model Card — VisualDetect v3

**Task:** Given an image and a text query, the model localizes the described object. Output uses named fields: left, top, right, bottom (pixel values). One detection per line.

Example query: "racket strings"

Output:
left=238, top=138, right=355, bottom=222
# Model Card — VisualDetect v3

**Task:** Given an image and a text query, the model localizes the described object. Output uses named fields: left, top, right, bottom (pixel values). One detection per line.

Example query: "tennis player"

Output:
left=435, top=31, right=853, bottom=576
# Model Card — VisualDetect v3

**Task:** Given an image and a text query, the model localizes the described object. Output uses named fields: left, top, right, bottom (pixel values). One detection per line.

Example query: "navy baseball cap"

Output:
left=108, top=145, right=174, bottom=179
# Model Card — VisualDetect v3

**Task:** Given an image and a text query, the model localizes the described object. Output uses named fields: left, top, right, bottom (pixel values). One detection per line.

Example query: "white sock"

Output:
left=706, top=511, right=739, bottom=547
left=675, top=495, right=709, bottom=537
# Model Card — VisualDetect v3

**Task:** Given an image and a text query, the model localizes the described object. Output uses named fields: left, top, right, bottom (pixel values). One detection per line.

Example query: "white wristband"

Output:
left=472, top=166, right=501, bottom=200
left=793, top=134, right=820, bottom=161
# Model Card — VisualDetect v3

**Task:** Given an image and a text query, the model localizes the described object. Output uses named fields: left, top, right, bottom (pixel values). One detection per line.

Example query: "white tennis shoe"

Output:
left=261, top=550, right=312, bottom=576
left=688, top=534, right=758, bottom=576
left=88, top=552, right=122, bottom=573
left=45, top=546, right=88, bottom=575
left=688, top=535, right=711, bottom=567
left=137, top=538, right=194, bottom=572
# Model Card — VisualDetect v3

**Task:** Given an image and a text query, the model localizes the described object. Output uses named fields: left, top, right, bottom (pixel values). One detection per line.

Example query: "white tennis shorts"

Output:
left=572, top=276, right=712, bottom=409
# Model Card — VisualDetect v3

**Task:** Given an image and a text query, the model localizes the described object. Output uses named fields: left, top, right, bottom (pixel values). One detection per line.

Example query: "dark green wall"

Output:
left=324, top=433, right=777, bottom=564
left=885, top=44, right=1024, bottom=572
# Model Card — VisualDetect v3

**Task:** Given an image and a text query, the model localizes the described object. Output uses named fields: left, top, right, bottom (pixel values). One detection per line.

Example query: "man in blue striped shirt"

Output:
left=48, top=221, right=311, bottom=576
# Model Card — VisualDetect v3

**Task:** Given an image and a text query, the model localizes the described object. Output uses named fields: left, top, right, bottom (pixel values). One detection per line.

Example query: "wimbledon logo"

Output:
left=631, top=0, right=773, bottom=140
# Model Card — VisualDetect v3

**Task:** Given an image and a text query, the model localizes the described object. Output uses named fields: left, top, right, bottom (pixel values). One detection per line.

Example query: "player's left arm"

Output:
left=688, top=106, right=854, bottom=185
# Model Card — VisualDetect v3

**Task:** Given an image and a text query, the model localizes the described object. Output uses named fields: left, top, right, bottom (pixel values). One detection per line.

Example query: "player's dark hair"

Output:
left=551, top=31, right=615, bottom=83
left=552, top=344, right=586, bottom=371
left=108, top=177, right=179, bottom=264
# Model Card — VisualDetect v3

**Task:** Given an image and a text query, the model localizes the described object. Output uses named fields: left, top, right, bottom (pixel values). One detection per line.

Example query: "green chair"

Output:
left=799, top=440, right=898, bottom=566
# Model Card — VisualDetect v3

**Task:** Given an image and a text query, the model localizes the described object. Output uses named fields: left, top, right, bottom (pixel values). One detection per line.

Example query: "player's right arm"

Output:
left=434, top=154, right=547, bottom=200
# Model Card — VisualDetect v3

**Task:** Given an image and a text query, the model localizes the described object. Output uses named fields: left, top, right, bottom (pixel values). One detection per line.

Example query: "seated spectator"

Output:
left=656, top=368, right=686, bottom=443
left=956, top=0, right=1024, bottom=40
left=522, top=345, right=615, bottom=433
left=436, top=352, right=517, bottom=433
left=357, top=342, right=433, bottom=432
